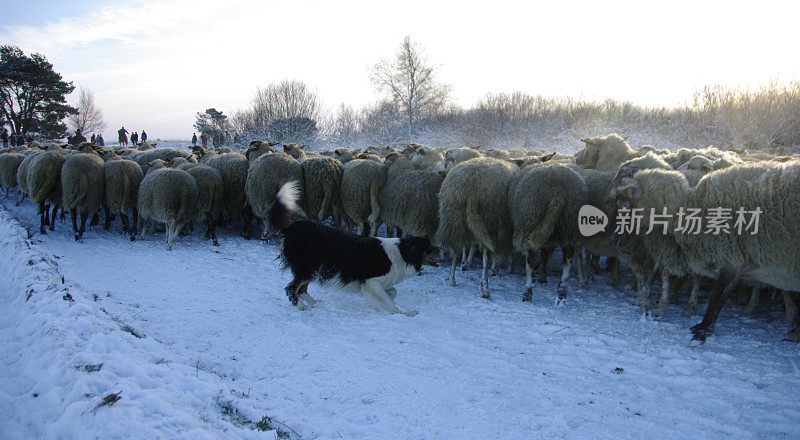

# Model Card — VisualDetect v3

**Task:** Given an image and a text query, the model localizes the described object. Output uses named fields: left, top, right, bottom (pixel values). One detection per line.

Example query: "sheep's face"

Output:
left=575, top=138, right=600, bottom=169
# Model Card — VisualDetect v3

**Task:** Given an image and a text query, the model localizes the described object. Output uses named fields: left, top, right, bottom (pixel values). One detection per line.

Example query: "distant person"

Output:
left=200, top=132, right=208, bottom=147
left=9, top=132, right=17, bottom=148
left=191, top=133, right=197, bottom=146
left=131, top=131, right=138, bottom=145
left=1, top=128, right=8, bottom=148
left=118, top=126, right=129, bottom=146
left=70, top=129, right=86, bottom=146
left=141, top=130, right=147, bottom=143
left=90, top=133, right=96, bottom=144
left=97, top=134, right=105, bottom=146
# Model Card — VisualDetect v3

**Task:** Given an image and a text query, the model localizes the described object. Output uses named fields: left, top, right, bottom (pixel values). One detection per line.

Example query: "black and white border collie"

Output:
left=267, top=181, right=438, bottom=316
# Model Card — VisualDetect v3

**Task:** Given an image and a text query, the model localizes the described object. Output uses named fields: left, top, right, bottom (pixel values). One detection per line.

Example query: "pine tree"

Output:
left=0, top=45, right=77, bottom=139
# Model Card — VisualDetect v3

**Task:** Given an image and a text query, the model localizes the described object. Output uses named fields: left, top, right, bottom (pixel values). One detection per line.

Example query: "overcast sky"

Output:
left=3, top=0, right=799, bottom=140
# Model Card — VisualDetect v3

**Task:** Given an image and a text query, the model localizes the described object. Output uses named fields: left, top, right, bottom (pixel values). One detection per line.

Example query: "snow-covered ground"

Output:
left=1, top=199, right=799, bottom=439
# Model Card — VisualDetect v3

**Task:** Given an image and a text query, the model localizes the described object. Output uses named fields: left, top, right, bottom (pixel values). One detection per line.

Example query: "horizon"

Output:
left=2, top=0, right=800, bottom=140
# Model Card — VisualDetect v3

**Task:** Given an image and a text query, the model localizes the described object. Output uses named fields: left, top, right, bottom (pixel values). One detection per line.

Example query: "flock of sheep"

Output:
left=0, top=135, right=798, bottom=342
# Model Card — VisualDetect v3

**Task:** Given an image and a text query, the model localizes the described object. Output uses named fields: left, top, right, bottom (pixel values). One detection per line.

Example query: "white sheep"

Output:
left=436, top=157, right=517, bottom=298
left=510, top=163, right=587, bottom=304
left=61, top=153, right=105, bottom=240
left=0, top=152, right=25, bottom=204
left=411, top=147, right=444, bottom=170
left=575, top=133, right=641, bottom=171
left=186, top=164, right=224, bottom=246
left=245, top=152, right=304, bottom=237
left=611, top=162, right=800, bottom=340
left=103, top=159, right=143, bottom=240
left=339, top=159, right=386, bottom=236
left=137, top=167, right=199, bottom=251
left=27, top=151, right=67, bottom=234
left=245, top=140, right=279, bottom=162
left=301, top=156, right=343, bottom=225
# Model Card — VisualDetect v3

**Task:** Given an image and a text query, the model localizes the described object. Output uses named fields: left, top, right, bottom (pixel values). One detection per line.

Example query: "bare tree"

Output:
left=371, top=36, right=450, bottom=139
left=67, top=86, right=107, bottom=135
left=329, top=104, right=359, bottom=145
left=231, top=80, right=323, bottom=143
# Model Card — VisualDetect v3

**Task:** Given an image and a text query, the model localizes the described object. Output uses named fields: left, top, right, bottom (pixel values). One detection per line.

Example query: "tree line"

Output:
left=198, top=37, right=800, bottom=152
left=3, top=41, right=798, bottom=151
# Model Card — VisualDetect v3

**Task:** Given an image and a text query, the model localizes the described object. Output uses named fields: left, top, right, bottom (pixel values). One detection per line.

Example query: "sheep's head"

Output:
left=190, top=145, right=206, bottom=157
left=575, top=137, right=601, bottom=169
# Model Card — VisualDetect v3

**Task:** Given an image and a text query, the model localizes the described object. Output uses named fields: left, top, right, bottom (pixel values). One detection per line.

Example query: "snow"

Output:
left=1, top=200, right=799, bottom=439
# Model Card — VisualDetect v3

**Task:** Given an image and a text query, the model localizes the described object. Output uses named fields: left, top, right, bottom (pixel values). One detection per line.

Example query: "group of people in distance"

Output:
left=117, top=126, right=147, bottom=146
left=1, top=128, right=34, bottom=148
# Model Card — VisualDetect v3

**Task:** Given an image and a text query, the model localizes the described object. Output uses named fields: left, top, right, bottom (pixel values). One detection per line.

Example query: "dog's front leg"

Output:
left=362, top=280, right=417, bottom=316
left=298, top=282, right=318, bottom=307
left=386, top=287, right=397, bottom=300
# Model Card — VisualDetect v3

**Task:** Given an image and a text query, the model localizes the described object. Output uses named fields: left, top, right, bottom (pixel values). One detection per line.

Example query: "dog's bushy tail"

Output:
left=267, top=181, right=300, bottom=232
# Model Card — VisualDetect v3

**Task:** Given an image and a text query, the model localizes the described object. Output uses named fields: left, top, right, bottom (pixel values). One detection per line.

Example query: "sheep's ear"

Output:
left=300, top=145, right=306, bottom=149
left=581, top=138, right=596, bottom=147
left=269, top=141, right=280, bottom=147
left=334, top=149, right=341, bottom=155
left=511, top=159, right=525, bottom=167
left=418, top=148, right=426, bottom=155
left=471, top=145, right=481, bottom=150
left=541, top=152, right=557, bottom=163
left=701, top=164, right=712, bottom=173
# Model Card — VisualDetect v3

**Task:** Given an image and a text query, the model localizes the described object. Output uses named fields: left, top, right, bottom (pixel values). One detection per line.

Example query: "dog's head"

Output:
left=398, top=236, right=439, bottom=272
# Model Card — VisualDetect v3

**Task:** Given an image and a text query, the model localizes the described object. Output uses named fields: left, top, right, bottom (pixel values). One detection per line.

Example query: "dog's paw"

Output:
left=403, top=310, right=419, bottom=317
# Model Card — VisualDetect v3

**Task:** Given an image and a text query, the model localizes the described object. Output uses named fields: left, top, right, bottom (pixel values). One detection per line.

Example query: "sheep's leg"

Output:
left=733, top=283, right=751, bottom=305
left=165, top=222, right=175, bottom=250
left=89, top=211, right=99, bottom=227
left=103, top=204, right=111, bottom=230
left=629, top=259, right=650, bottom=313
left=586, top=251, right=600, bottom=274
left=447, top=249, right=460, bottom=286
left=241, top=205, right=253, bottom=240
left=682, top=276, right=701, bottom=317
left=574, top=248, right=585, bottom=288
left=69, top=209, right=79, bottom=237
left=50, top=205, right=59, bottom=230
left=369, top=219, right=381, bottom=237
left=742, top=286, right=761, bottom=315
left=556, top=245, right=574, bottom=306
left=647, top=262, right=660, bottom=290
left=654, top=269, right=672, bottom=317
left=129, top=209, right=138, bottom=241
left=691, top=268, right=741, bottom=341
left=523, top=250, right=535, bottom=302
left=39, top=201, right=48, bottom=234
left=462, top=244, right=477, bottom=271
left=508, top=254, right=516, bottom=274
left=538, top=246, right=554, bottom=284
left=783, top=291, right=798, bottom=324
left=357, top=223, right=364, bottom=236
left=205, top=217, right=219, bottom=246
left=76, top=211, right=88, bottom=240
left=14, top=188, right=20, bottom=206
left=608, top=257, right=620, bottom=286
left=120, top=212, right=130, bottom=234
left=480, top=248, right=491, bottom=299
left=491, top=258, right=499, bottom=276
